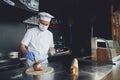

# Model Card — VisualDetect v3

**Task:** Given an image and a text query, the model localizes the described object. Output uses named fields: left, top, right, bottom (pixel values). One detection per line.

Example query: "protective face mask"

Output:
left=39, top=23, right=49, bottom=31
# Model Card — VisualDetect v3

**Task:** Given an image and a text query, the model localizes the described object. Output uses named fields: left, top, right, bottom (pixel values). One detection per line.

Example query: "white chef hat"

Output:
left=38, top=12, right=54, bottom=22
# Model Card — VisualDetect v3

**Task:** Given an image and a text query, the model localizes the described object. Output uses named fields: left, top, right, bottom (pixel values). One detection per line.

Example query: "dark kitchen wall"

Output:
left=0, top=23, right=26, bottom=55
left=73, top=0, right=112, bottom=57
left=93, top=0, right=112, bottom=39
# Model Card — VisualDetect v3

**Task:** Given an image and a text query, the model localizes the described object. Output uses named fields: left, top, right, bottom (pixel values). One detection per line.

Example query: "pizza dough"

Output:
left=25, top=66, right=54, bottom=75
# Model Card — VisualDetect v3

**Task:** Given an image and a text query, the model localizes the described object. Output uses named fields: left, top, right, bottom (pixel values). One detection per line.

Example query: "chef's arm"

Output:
left=19, top=43, right=28, bottom=54
left=49, top=47, right=55, bottom=50
left=19, top=43, right=35, bottom=61
left=49, top=47, right=56, bottom=56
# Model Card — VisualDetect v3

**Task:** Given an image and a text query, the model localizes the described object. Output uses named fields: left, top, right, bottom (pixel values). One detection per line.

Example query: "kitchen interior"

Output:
left=1, top=0, right=120, bottom=80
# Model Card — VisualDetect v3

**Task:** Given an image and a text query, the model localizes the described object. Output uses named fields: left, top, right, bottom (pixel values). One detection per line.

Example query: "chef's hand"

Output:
left=24, top=52, right=35, bottom=61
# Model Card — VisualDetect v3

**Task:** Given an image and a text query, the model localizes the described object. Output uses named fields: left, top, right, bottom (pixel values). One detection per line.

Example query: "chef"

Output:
left=19, top=12, right=55, bottom=67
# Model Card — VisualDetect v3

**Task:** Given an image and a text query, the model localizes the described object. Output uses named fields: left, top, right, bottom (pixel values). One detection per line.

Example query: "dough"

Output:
left=25, top=67, right=54, bottom=75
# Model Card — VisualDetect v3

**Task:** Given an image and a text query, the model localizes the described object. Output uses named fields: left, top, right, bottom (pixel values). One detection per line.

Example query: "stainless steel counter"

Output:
left=0, top=59, right=117, bottom=80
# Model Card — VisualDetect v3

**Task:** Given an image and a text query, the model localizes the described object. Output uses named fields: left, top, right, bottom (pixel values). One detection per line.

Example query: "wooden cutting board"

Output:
left=70, top=58, right=79, bottom=80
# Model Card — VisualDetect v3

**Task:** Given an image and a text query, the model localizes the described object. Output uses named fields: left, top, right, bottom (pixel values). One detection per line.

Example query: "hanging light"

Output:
left=3, top=0, right=15, bottom=6
left=19, top=0, right=39, bottom=11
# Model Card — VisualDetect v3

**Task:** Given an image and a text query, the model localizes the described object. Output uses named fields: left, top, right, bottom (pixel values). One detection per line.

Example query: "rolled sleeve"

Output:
left=50, top=33, right=54, bottom=48
left=21, top=30, right=32, bottom=46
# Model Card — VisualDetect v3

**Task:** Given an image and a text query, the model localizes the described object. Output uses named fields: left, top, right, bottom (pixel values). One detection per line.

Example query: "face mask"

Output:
left=39, top=23, right=49, bottom=31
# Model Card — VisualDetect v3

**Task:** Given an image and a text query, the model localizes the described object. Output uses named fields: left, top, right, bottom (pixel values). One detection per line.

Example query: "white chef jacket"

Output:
left=21, top=27, right=54, bottom=66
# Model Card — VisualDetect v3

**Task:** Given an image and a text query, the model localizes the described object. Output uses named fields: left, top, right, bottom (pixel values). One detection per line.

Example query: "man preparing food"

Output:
left=19, top=12, right=55, bottom=67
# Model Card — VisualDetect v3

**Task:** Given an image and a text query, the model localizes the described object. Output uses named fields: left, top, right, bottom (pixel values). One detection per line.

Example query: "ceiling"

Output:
left=0, top=0, right=37, bottom=22
left=0, top=0, right=119, bottom=22
left=39, top=0, right=99, bottom=18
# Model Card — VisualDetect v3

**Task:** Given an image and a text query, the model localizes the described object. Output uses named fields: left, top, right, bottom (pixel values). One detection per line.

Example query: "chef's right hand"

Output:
left=24, top=52, right=35, bottom=61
